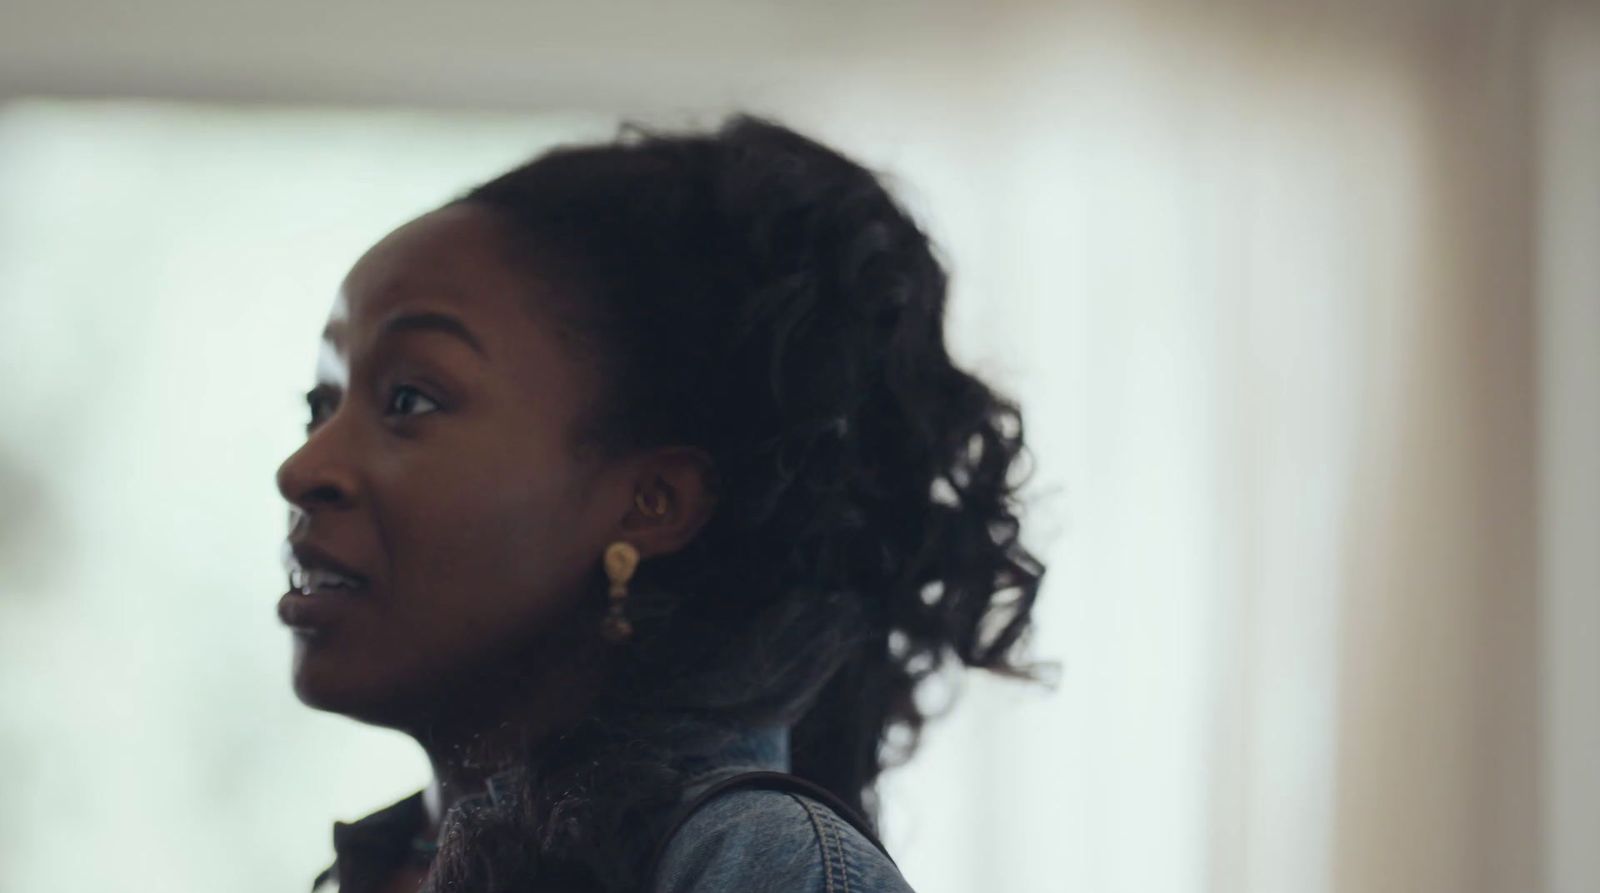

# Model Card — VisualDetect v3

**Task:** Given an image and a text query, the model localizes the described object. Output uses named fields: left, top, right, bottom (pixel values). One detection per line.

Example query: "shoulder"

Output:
left=652, top=786, right=915, bottom=893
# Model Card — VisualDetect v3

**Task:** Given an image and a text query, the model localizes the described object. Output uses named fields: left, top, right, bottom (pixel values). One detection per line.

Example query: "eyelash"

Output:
left=303, top=384, right=441, bottom=432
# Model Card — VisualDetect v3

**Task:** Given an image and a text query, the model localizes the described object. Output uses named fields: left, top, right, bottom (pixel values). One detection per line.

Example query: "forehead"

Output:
left=315, top=204, right=601, bottom=431
left=324, top=203, right=534, bottom=352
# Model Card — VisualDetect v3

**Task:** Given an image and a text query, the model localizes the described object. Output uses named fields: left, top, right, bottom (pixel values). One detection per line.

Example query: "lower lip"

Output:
left=277, top=587, right=365, bottom=632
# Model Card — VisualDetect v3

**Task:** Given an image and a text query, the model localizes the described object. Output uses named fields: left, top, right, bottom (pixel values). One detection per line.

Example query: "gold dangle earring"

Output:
left=600, top=487, right=664, bottom=642
left=601, top=541, right=639, bottom=643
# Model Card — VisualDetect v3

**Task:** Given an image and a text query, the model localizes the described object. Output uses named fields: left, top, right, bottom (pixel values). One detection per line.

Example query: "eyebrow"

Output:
left=324, top=310, right=489, bottom=360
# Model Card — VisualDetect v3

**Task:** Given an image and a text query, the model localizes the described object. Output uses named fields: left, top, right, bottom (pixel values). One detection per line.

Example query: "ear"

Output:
left=615, top=445, right=719, bottom=559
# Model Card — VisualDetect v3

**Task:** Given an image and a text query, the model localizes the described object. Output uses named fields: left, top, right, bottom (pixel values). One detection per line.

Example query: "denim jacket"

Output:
left=310, top=725, right=915, bottom=893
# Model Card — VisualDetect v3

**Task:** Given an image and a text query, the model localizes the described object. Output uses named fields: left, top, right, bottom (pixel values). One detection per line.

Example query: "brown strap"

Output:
left=644, top=770, right=895, bottom=888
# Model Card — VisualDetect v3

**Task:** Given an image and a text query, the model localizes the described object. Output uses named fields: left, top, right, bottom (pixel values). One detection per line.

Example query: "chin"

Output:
left=287, top=633, right=411, bottom=728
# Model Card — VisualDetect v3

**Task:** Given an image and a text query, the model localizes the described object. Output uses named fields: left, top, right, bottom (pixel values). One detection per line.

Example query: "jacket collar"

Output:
left=312, top=724, right=790, bottom=892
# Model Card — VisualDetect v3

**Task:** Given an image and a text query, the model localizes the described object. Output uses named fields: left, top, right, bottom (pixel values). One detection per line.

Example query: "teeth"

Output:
left=291, top=566, right=362, bottom=594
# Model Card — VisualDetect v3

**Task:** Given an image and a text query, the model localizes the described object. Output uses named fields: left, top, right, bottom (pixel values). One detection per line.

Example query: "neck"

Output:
left=409, top=637, right=607, bottom=842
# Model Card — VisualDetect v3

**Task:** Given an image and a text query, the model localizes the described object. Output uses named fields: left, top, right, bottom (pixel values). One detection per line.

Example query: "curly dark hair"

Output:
left=420, top=114, right=1046, bottom=892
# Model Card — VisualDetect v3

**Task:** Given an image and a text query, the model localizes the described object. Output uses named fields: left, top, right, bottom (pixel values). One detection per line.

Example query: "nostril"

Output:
left=304, top=483, right=346, bottom=504
left=285, top=483, right=353, bottom=515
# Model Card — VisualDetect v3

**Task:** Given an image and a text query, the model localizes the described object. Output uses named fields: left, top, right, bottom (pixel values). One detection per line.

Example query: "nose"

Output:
left=275, top=428, right=360, bottom=517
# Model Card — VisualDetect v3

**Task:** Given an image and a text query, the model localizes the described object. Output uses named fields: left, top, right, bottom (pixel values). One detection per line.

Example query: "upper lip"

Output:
left=282, top=540, right=371, bottom=587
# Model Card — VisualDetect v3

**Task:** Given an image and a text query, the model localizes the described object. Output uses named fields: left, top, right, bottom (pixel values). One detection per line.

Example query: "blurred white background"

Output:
left=0, top=2, right=1595, bottom=892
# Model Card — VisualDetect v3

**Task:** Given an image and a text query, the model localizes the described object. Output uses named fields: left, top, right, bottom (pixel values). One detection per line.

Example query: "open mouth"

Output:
left=287, top=566, right=368, bottom=595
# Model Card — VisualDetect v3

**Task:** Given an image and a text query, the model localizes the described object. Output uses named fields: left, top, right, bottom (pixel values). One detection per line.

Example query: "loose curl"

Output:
left=420, top=115, right=1047, bottom=893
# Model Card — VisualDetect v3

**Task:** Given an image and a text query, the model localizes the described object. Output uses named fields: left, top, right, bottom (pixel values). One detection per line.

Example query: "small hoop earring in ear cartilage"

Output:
left=601, top=541, right=639, bottom=643
left=634, top=488, right=668, bottom=518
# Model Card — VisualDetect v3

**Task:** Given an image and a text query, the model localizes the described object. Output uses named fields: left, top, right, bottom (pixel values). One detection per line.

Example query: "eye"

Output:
left=303, top=386, right=337, bottom=433
left=302, top=383, right=440, bottom=432
left=386, top=384, right=441, bottom=420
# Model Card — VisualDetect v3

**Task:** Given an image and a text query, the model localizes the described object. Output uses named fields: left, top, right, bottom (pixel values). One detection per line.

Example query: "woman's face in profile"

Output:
left=275, top=203, right=626, bottom=728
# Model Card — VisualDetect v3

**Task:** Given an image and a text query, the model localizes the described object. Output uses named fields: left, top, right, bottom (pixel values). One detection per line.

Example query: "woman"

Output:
left=275, top=115, right=1045, bottom=893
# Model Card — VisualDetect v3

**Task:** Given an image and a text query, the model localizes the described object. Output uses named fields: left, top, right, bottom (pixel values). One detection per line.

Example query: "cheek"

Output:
left=379, top=444, right=599, bottom=672
left=290, top=407, right=612, bottom=721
